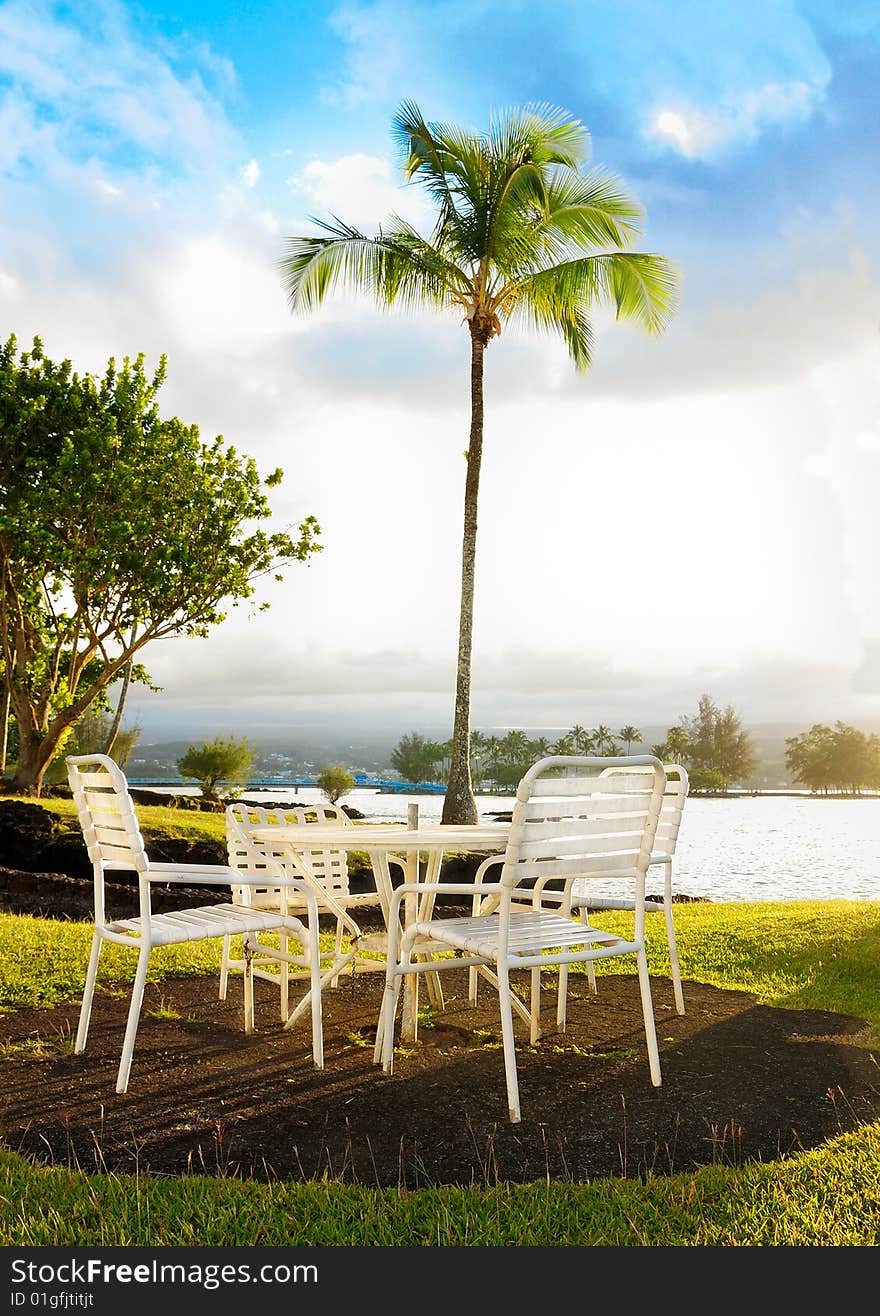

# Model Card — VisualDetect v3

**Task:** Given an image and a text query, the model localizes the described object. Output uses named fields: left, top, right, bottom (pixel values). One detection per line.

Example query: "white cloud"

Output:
left=289, top=153, right=433, bottom=231
left=0, top=0, right=235, bottom=173
left=647, top=80, right=817, bottom=157
left=95, top=177, right=122, bottom=201
left=240, top=159, right=260, bottom=188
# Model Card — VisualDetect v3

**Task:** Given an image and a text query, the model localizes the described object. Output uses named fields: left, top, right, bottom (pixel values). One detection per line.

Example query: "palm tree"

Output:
left=619, top=724, right=642, bottom=754
left=593, top=724, right=619, bottom=756
left=569, top=723, right=595, bottom=754
left=281, top=102, right=677, bottom=822
left=665, top=725, right=690, bottom=765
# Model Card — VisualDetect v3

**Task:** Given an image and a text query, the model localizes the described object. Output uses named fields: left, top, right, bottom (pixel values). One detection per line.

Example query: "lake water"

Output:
left=148, top=785, right=880, bottom=904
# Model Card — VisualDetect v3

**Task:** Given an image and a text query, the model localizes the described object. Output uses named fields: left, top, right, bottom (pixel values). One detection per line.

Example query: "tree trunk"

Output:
left=104, top=657, right=133, bottom=758
left=10, top=729, right=53, bottom=796
left=0, top=686, right=10, bottom=778
left=7, top=689, right=72, bottom=796
left=442, top=330, right=485, bottom=825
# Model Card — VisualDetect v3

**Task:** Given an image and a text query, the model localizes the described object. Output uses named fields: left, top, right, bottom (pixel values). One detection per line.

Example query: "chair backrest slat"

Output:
left=500, top=756, right=665, bottom=890
left=227, top=800, right=352, bottom=898
left=599, top=763, right=689, bottom=859
left=67, top=754, right=151, bottom=926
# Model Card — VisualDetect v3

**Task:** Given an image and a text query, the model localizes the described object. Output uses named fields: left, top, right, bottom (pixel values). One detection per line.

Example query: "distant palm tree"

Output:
left=593, top=724, right=619, bottom=756
left=665, top=725, right=690, bottom=764
left=569, top=723, right=595, bottom=754
left=552, top=733, right=575, bottom=755
left=619, top=724, right=642, bottom=754
left=281, top=102, right=677, bottom=822
left=469, top=728, right=489, bottom=787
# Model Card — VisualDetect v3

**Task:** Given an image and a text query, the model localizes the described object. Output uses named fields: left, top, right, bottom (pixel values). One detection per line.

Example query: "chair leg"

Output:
left=664, top=899, right=685, bottom=1015
left=331, top=918, right=344, bottom=989
left=635, top=947, right=662, bottom=1087
left=243, top=937, right=255, bottom=1035
left=116, top=944, right=150, bottom=1095
left=379, top=972, right=403, bottom=1073
left=307, top=922, right=324, bottom=1069
left=530, top=966, right=541, bottom=1045
left=556, top=962, right=568, bottom=1030
left=219, top=934, right=230, bottom=1001
left=496, top=963, right=522, bottom=1124
left=75, top=929, right=102, bottom=1055
left=280, top=929, right=289, bottom=1022
left=468, top=965, right=479, bottom=1006
left=581, top=908, right=597, bottom=994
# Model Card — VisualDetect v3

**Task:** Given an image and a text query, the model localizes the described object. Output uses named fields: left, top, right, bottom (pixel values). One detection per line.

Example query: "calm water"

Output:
left=147, top=786, right=880, bottom=903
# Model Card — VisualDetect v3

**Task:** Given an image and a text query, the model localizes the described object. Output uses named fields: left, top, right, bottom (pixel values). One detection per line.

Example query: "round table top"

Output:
left=248, top=821, right=510, bottom=851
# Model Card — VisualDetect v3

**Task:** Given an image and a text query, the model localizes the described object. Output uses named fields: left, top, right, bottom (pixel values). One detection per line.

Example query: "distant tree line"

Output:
left=391, top=695, right=757, bottom=792
left=785, top=722, right=880, bottom=794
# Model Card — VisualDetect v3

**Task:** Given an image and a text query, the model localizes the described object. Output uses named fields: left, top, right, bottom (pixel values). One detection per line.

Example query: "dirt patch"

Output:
left=1, top=969, right=877, bottom=1186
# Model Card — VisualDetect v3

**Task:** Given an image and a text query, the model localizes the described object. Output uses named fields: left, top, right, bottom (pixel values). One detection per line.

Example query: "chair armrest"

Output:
left=145, top=870, right=313, bottom=890
left=143, top=870, right=322, bottom=923
left=388, top=881, right=503, bottom=922
left=472, top=854, right=505, bottom=914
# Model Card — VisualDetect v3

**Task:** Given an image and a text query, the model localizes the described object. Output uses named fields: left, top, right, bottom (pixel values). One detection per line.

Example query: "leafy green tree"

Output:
left=390, top=732, right=439, bottom=783
left=317, top=764, right=355, bottom=805
left=282, top=102, right=677, bottom=823
left=44, top=707, right=142, bottom=785
left=177, top=735, right=254, bottom=803
left=687, top=767, right=729, bottom=793
left=786, top=722, right=880, bottom=793
left=679, top=695, right=755, bottom=786
left=619, top=724, right=642, bottom=754
left=0, top=335, right=320, bottom=795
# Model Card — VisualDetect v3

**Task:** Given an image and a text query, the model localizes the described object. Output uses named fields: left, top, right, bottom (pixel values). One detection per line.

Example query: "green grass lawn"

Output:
left=1, top=901, right=878, bottom=1244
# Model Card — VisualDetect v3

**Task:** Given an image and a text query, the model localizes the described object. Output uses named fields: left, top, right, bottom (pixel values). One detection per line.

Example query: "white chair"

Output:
left=221, top=802, right=405, bottom=1013
left=375, top=755, right=666, bottom=1123
left=568, top=763, right=689, bottom=1014
left=67, top=755, right=324, bottom=1094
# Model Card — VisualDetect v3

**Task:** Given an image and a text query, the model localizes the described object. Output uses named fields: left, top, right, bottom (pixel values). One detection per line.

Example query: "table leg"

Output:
left=422, top=851, right=445, bottom=1009
left=401, top=846, right=421, bottom=1042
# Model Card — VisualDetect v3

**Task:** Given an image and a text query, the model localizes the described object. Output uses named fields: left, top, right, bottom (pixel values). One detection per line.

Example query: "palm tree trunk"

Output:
left=442, top=330, right=485, bottom=824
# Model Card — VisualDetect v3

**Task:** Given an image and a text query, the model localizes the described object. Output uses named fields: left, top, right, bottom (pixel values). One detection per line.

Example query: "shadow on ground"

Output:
left=1, top=969, right=877, bottom=1186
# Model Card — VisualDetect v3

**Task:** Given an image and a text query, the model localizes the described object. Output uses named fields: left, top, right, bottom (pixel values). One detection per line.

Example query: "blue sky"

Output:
left=1, top=1, right=879, bottom=739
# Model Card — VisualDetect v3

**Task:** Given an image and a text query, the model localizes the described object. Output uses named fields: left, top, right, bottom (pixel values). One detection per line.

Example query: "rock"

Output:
left=0, top=866, right=231, bottom=921
left=128, top=789, right=224, bottom=813
left=0, top=799, right=58, bottom=870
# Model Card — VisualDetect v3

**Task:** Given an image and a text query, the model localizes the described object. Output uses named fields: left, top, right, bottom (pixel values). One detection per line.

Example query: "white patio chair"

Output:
left=375, top=755, right=666, bottom=1123
left=567, top=763, right=689, bottom=1014
left=221, top=802, right=405, bottom=1015
left=469, top=763, right=690, bottom=1017
left=67, top=755, right=324, bottom=1094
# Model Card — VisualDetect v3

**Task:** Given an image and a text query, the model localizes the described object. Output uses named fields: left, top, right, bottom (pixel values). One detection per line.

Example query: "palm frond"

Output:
left=504, top=250, right=679, bottom=361
left=280, top=217, right=466, bottom=315
left=490, top=103, right=589, bottom=169
left=539, top=169, right=644, bottom=252
left=598, top=252, right=680, bottom=333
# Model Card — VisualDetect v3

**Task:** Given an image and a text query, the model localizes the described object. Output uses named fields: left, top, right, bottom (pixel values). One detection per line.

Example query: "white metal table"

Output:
left=248, top=821, right=510, bottom=1039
